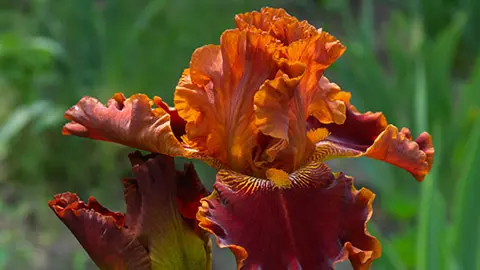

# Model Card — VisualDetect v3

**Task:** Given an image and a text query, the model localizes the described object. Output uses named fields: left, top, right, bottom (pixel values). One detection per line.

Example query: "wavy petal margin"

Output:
left=236, top=7, right=349, bottom=126
left=63, top=93, right=185, bottom=156
left=49, top=152, right=211, bottom=270
left=197, top=162, right=381, bottom=269
left=235, top=7, right=317, bottom=45
left=48, top=193, right=150, bottom=270
left=308, top=104, right=434, bottom=181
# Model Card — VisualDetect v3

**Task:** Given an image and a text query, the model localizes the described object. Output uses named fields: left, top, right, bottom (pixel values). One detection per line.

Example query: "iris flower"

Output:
left=49, top=7, right=434, bottom=270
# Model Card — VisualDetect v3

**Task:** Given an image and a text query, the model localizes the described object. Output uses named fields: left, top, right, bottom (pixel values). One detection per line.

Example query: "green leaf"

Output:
left=424, top=12, right=467, bottom=125
left=449, top=115, right=480, bottom=270
left=370, top=223, right=408, bottom=270
left=384, top=192, right=418, bottom=220
left=416, top=123, right=446, bottom=270
left=0, top=100, right=53, bottom=157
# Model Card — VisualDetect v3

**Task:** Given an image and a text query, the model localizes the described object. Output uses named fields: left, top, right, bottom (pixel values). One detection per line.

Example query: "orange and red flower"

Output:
left=53, top=7, right=434, bottom=270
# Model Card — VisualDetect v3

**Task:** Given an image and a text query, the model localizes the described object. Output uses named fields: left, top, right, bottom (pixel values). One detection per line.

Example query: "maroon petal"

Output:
left=197, top=162, right=381, bottom=269
left=124, top=152, right=212, bottom=269
left=50, top=152, right=212, bottom=270
left=126, top=151, right=209, bottom=234
left=48, top=193, right=150, bottom=270
left=176, top=162, right=210, bottom=228
left=307, top=104, right=388, bottom=151
left=153, top=96, right=187, bottom=141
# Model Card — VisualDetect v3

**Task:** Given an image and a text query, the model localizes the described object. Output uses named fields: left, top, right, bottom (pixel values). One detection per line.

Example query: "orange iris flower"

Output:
left=52, top=7, right=434, bottom=270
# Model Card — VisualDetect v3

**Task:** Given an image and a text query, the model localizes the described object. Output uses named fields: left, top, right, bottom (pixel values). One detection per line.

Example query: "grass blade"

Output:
left=449, top=116, right=480, bottom=269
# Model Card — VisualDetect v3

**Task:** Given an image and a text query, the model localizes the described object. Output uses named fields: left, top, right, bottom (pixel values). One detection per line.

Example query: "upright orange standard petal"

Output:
left=280, top=35, right=348, bottom=125
left=236, top=7, right=350, bottom=126
left=252, top=62, right=310, bottom=171
left=175, top=29, right=284, bottom=173
left=254, top=72, right=300, bottom=141
left=234, top=7, right=352, bottom=172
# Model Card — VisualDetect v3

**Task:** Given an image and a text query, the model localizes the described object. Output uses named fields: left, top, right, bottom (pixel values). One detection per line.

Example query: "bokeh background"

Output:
left=1, top=0, right=479, bottom=269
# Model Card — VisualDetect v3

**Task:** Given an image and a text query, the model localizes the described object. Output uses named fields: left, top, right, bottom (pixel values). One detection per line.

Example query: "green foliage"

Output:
left=1, top=0, right=479, bottom=269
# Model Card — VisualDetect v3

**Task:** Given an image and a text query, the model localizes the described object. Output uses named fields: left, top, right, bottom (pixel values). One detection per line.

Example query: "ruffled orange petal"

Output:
left=364, top=126, right=434, bottom=181
left=281, top=39, right=348, bottom=125
left=237, top=7, right=349, bottom=126
left=251, top=62, right=309, bottom=170
left=308, top=105, right=435, bottom=181
left=197, top=162, right=381, bottom=269
left=281, top=31, right=346, bottom=71
left=174, top=29, right=282, bottom=172
left=264, top=39, right=346, bottom=171
left=235, top=7, right=318, bottom=45
left=306, top=75, right=352, bottom=125
left=254, top=73, right=299, bottom=140
left=63, top=93, right=185, bottom=156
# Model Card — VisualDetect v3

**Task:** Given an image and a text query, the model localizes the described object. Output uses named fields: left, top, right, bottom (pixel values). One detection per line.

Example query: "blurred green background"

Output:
left=1, top=0, right=479, bottom=269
